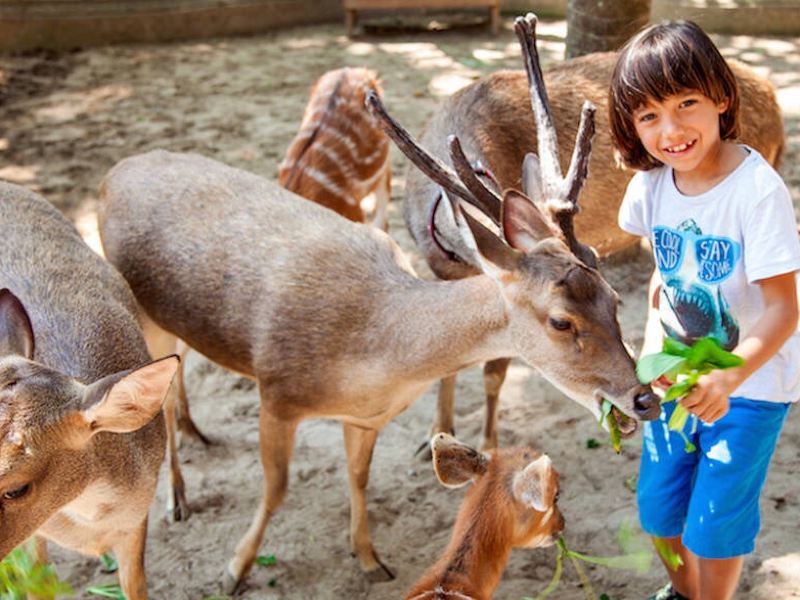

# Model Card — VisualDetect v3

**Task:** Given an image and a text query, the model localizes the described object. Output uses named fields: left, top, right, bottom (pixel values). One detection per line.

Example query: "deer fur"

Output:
left=97, top=112, right=657, bottom=591
left=405, top=433, right=563, bottom=600
left=0, top=182, right=178, bottom=600
left=279, top=67, right=391, bottom=229
left=402, top=16, right=784, bottom=452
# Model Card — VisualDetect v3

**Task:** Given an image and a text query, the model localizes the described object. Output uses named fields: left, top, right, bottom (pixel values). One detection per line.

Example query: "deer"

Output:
left=0, top=182, right=179, bottom=600
left=278, top=66, right=392, bottom=230
left=405, top=433, right=563, bottom=600
left=96, top=14, right=658, bottom=591
left=403, top=13, right=786, bottom=455
left=157, top=68, right=393, bottom=475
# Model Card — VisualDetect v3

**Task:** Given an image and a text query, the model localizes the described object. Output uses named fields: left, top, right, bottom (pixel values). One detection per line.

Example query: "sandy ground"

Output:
left=1, top=15, right=799, bottom=600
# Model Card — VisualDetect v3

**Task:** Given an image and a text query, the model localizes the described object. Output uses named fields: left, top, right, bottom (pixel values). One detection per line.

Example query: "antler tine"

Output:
left=365, top=89, right=475, bottom=208
left=514, top=14, right=563, bottom=198
left=562, top=101, right=596, bottom=210
left=447, top=135, right=502, bottom=225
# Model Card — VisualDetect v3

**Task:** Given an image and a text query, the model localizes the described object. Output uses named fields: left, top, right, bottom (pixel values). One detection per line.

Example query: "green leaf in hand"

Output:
left=636, top=353, right=686, bottom=384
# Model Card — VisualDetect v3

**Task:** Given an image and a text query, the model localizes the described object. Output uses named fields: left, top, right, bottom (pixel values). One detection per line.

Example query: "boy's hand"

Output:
left=680, top=369, right=739, bottom=423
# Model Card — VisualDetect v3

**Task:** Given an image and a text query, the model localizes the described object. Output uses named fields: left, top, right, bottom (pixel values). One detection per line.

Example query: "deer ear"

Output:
left=80, top=355, right=179, bottom=435
left=0, top=289, right=35, bottom=360
left=521, top=153, right=544, bottom=202
left=503, top=190, right=558, bottom=252
left=430, top=433, right=490, bottom=488
left=461, top=208, right=521, bottom=274
left=512, top=454, right=556, bottom=511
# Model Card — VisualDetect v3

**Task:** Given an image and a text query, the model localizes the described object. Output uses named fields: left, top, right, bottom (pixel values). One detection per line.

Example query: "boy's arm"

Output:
left=681, top=272, right=799, bottom=423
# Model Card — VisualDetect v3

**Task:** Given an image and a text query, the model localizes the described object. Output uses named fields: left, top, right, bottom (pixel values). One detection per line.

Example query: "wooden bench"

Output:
left=343, top=0, right=500, bottom=36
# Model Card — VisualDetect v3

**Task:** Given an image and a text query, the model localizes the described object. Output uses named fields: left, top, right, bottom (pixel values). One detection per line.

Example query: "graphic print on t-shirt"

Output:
left=653, top=219, right=740, bottom=350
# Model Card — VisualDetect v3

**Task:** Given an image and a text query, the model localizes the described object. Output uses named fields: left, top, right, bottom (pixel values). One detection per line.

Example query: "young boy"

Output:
left=609, top=20, right=800, bottom=600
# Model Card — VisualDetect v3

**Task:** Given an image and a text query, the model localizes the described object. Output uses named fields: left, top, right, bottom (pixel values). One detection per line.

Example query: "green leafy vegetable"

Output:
left=598, top=400, right=622, bottom=453
left=87, top=583, right=126, bottom=599
left=637, top=337, right=743, bottom=453
left=0, top=543, right=73, bottom=600
left=100, top=553, right=118, bottom=574
left=255, top=554, right=277, bottom=567
left=523, top=525, right=653, bottom=600
left=653, top=537, right=683, bottom=571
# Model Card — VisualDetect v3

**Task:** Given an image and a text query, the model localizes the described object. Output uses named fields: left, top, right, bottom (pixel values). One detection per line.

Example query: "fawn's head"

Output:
left=0, top=289, right=178, bottom=558
left=365, top=12, right=659, bottom=437
left=431, top=433, right=563, bottom=548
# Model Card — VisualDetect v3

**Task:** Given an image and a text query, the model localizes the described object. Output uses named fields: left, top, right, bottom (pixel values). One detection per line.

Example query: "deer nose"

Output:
left=633, top=389, right=661, bottom=420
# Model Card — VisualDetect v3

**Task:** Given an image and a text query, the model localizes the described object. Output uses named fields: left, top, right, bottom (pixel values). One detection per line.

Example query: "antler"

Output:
left=365, top=90, right=501, bottom=225
left=514, top=13, right=597, bottom=267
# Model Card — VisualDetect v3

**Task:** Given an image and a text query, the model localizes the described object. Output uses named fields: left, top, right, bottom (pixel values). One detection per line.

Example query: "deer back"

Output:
left=405, top=52, right=784, bottom=271
left=278, top=67, right=390, bottom=223
left=100, top=150, right=416, bottom=406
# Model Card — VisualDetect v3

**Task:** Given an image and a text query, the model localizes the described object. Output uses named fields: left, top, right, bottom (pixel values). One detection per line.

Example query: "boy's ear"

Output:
left=716, top=97, right=730, bottom=113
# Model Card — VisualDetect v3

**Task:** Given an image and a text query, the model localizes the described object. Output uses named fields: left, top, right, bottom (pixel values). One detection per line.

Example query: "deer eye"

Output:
left=549, top=317, right=572, bottom=332
left=3, top=483, right=30, bottom=500
left=3, top=379, right=19, bottom=390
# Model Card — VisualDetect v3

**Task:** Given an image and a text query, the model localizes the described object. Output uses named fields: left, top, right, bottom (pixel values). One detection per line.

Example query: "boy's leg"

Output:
left=638, top=403, right=702, bottom=598
left=652, top=535, right=698, bottom=598
left=683, top=398, right=790, bottom=599
left=696, top=556, right=743, bottom=600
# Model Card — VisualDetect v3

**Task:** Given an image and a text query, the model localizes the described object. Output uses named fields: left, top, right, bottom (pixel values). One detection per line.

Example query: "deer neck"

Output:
left=384, top=275, right=511, bottom=382
left=420, top=502, right=514, bottom=600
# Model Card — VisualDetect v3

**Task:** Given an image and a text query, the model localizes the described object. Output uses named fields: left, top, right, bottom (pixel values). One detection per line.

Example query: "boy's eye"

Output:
left=637, top=112, right=656, bottom=123
left=679, top=99, right=698, bottom=109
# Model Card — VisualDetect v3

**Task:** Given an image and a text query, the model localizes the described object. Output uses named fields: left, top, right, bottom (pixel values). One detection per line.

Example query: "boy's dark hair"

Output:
left=608, top=20, right=740, bottom=171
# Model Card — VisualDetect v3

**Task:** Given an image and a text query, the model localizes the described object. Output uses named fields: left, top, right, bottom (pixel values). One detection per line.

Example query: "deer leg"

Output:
left=174, top=339, right=212, bottom=446
left=343, top=423, right=394, bottom=581
left=482, top=357, right=511, bottom=450
left=371, top=165, right=391, bottom=232
left=163, top=379, right=189, bottom=522
left=417, top=374, right=457, bottom=459
left=112, top=519, right=148, bottom=600
left=223, top=404, right=298, bottom=594
left=26, top=537, right=50, bottom=600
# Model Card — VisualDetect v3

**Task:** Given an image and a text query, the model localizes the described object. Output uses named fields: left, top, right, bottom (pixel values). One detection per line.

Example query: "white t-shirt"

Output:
left=619, top=147, right=800, bottom=403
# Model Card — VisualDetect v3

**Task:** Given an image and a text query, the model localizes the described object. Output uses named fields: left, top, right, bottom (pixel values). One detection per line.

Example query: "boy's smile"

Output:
left=633, top=91, right=732, bottom=192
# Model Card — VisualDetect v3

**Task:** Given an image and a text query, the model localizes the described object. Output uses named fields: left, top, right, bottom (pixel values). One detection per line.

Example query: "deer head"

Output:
left=365, top=14, right=659, bottom=432
left=0, top=289, right=178, bottom=558
left=431, top=433, right=563, bottom=549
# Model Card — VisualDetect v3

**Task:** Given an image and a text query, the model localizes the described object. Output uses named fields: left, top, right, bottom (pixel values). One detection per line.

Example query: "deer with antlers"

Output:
left=279, top=66, right=391, bottom=230
left=405, top=433, right=563, bottom=600
left=97, top=13, right=657, bottom=591
left=404, top=14, right=785, bottom=453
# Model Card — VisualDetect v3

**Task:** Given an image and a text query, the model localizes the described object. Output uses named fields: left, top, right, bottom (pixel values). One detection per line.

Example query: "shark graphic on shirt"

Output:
left=653, top=219, right=740, bottom=350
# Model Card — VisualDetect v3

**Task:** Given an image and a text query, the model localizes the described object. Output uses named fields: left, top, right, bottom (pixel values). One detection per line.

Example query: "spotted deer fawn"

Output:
left=402, top=13, right=785, bottom=453
left=406, top=433, right=563, bottom=600
left=279, top=67, right=391, bottom=229
left=0, top=183, right=178, bottom=600
left=97, top=15, right=657, bottom=589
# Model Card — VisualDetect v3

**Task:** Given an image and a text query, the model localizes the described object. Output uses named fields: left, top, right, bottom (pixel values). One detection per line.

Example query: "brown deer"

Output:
left=404, top=13, right=785, bottom=453
left=405, top=433, right=563, bottom=600
left=0, top=182, right=178, bottom=600
left=279, top=66, right=392, bottom=230
left=97, top=17, right=657, bottom=590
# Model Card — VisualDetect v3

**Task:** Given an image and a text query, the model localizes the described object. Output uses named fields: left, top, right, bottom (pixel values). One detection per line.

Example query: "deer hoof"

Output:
left=414, top=438, right=434, bottom=462
left=222, top=568, right=246, bottom=595
left=364, top=560, right=395, bottom=582
left=165, top=489, right=190, bottom=523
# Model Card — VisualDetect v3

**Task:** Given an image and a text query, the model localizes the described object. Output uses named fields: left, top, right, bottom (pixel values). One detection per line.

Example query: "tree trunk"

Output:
left=566, top=0, right=652, bottom=59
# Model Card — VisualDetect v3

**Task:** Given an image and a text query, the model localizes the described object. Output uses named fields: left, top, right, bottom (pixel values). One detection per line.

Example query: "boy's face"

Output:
left=632, top=90, right=728, bottom=175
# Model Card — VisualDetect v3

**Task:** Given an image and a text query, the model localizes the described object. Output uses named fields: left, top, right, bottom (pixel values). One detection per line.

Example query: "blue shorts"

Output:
left=637, top=397, right=790, bottom=559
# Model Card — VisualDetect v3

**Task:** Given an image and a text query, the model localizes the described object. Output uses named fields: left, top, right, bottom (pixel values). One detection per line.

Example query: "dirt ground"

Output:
left=1, top=14, right=799, bottom=600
